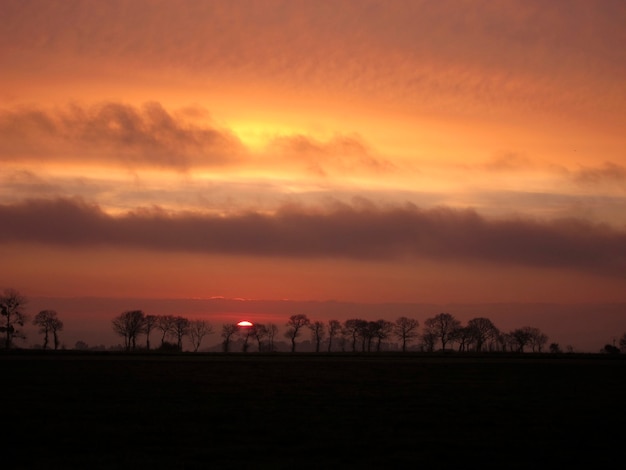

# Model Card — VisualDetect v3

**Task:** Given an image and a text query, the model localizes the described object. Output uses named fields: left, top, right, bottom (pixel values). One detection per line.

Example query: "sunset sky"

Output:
left=2, top=0, right=625, bottom=350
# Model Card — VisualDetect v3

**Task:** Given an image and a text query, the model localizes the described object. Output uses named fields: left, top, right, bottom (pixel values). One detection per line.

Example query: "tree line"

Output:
left=3, top=287, right=626, bottom=354
left=106, top=310, right=570, bottom=354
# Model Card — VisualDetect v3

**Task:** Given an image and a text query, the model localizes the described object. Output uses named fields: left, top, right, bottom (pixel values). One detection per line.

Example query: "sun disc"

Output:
left=237, top=320, right=253, bottom=327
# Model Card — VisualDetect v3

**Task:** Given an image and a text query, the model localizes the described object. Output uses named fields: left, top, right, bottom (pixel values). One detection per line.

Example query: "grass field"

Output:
left=2, top=351, right=625, bottom=469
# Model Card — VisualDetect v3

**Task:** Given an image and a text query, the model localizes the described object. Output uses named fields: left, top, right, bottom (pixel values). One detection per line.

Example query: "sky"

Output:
left=1, top=0, right=625, bottom=351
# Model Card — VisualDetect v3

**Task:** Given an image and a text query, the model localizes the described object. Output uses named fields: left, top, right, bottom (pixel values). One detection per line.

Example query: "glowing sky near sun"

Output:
left=1, top=0, right=625, bottom=311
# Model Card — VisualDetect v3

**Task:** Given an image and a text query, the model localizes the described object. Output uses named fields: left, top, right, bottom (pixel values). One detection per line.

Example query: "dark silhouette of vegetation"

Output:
left=33, top=309, right=64, bottom=350
left=171, top=316, right=190, bottom=351
left=111, top=310, right=146, bottom=351
left=309, top=320, right=325, bottom=352
left=393, top=316, right=419, bottom=352
left=188, top=320, right=214, bottom=352
left=423, top=312, right=461, bottom=351
left=327, top=319, right=341, bottom=352
left=285, top=314, right=310, bottom=352
left=549, top=343, right=562, bottom=353
left=221, top=323, right=238, bottom=352
left=12, top=286, right=626, bottom=355
left=143, top=314, right=158, bottom=350
left=0, top=288, right=28, bottom=349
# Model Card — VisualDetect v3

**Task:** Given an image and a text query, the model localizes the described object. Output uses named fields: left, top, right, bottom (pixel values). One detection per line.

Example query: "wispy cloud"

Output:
left=266, top=133, right=394, bottom=177
left=1, top=197, right=624, bottom=277
left=570, top=162, right=626, bottom=188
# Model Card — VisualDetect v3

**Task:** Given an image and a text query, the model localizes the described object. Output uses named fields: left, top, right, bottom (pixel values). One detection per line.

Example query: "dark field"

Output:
left=2, top=352, right=626, bottom=469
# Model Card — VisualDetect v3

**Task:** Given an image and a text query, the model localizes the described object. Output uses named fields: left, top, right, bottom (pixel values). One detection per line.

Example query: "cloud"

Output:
left=267, top=133, right=394, bottom=177
left=0, top=102, right=244, bottom=169
left=571, top=162, right=626, bottom=188
left=482, top=152, right=532, bottom=172
left=3, top=1, right=624, bottom=119
left=1, top=197, right=624, bottom=277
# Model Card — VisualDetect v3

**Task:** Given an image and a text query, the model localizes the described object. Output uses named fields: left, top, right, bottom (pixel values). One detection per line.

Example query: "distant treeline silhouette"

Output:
left=3, top=287, right=626, bottom=354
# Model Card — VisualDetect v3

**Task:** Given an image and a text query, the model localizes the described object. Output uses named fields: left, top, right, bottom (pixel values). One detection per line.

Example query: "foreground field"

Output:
left=2, top=352, right=625, bottom=468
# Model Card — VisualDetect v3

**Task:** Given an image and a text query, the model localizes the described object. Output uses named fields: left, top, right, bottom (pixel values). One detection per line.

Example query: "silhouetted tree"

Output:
left=265, top=323, right=278, bottom=352
left=221, top=323, right=238, bottom=352
left=603, top=344, right=620, bottom=354
left=467, top=317, right=499, bottom=352
left=33, top=309, right=64, bottom=350
left=156, top=314, right=176, bottom=347
left=420, top=331, right=437, bottom=352
left=189, top=320, right=214, bottom=352
left=285, top=314, right=310, bottom=352
left=74, top=340, right=89, bottom=351
left=549, top=343, right=562, bottom=353
left=375, top=319, right=393, bottom=352
left=528, top=328, right=548, bottom=352
left=143, top=314, right=158, bottom=350
left=509, top=327, right=535, bottom=353
left=423, top=312, right=461, bottom=351
left=309, top=321, right=326, bottom=352
left=327, top=319, right=341, bottom=352
left=0, top=288, right=28, bottom=349
left=238, top=323, right=253, bottom=352
left=619, top=333, right=626, bottom=352
left=393, top=317, right=419, bottom=352
left=251, top=323, right=269, bottom=351
left=361, top=321, right=377, bottom=351
left=171, top=316, right=190, bottom=351
left=452, top=326, right=472, bottom=352
left=112, top=310, right=146, bottom=351
left=343, top=318, right=367, bottom=352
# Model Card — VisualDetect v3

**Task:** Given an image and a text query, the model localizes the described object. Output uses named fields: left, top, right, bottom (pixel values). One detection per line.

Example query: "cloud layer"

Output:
left=2, top=197, right=624, bottom=277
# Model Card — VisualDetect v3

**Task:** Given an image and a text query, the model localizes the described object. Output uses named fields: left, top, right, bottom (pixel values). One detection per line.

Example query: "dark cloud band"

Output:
left=1, top=197, right=624, bottom=277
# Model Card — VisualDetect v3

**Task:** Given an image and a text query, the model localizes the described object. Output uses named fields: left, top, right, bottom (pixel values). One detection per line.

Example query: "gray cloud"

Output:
left=0, top=102, right=244, bottom=169
left=571, top=162, right=626, bottom=188
left=1, top=197, right=625, bottom=277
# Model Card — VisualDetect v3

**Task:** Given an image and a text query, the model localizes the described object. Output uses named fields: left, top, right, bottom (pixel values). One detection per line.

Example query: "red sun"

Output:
left=237, top=320, right=253, bottom=327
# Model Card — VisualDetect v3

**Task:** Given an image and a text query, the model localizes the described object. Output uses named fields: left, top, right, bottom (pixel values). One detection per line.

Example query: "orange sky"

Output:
left=1, top=0, right=626, bottom=350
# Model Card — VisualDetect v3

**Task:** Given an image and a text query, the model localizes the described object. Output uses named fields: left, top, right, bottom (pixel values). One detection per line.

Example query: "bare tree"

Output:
left=393, top=317, right=420, bottom=352
left=33, top=310, right=64, bottom=350
left=361, top=321, right=377, bottom=352
left=239, top=323, right=254, bottom=352
left=467, top=317, right=499, bottom=352
left=143, top=314, right=158, bottom=350
left=509, top=327, right=534, bottom=352
left=251, top=323, right=269, bottom=352
left=112, top=310, right=146, bottom=351
left=0, top=288, right=28, bottom=349
left=156, top=314, right=177, bottom=347
left=423, top=312, right=461, bottom=351
left=420, top=331, right=437, bottom=352
left=309, top=321, right=326, bottom=353
left=265, top=323, right=278, bottom=352
left=372, top=319, right=394, bottom=352
left=343, top=318, right=367, bottom=352
left=451, top=326, right=472, bottom=352
left=285, top=314, right=310, bottom=352
left=327, top=319, right=341, bottom=352
left=171, top=316, right=190, bottom=351
left=188, top=320, right=214, bottom=352
left=527, top=327, right=548, bottom=352
left=221, top=323, right=239, bottom=352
